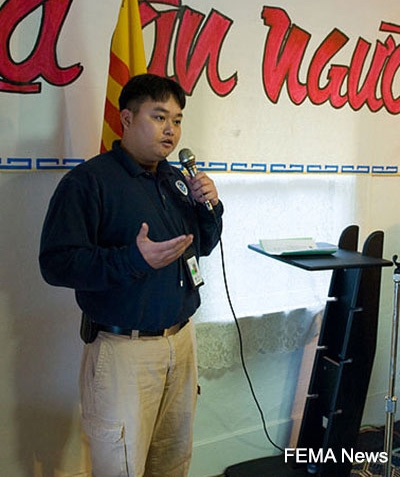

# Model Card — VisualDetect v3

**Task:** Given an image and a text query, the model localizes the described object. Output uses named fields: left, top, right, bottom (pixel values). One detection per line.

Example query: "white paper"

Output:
left=260, top=237, right=317, bottom=255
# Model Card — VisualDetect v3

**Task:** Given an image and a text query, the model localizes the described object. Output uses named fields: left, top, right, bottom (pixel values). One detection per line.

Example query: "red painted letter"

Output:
left=348, top=37, right=395, bottom=111
left=261, top=7, right=308, bottom=105
left=0, top=0, right=83, bottom=93
left=174, top=7, right=237, bottom=96
left=307, top=29, right=349, bottom=107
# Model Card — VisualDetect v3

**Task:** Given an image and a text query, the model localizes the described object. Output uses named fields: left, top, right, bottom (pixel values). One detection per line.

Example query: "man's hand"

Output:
left=185, top=172, right=219, bottom=206
left=136, top=222, right=193, bottom=269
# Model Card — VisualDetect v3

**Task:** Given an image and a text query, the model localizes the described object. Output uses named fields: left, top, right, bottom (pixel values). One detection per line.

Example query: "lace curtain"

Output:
left=195, top=306, right=322, bottom=372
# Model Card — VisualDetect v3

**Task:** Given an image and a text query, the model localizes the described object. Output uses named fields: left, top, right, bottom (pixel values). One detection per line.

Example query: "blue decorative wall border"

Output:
left=1, top=158, right=399, bottom=175
left=0, top=157, right=85, bottom=171
left=170, top=161, right=399, bottom=175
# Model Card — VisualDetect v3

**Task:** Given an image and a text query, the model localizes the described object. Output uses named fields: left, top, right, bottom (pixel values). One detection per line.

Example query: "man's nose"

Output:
left=164, top=120, right=176, bottom=135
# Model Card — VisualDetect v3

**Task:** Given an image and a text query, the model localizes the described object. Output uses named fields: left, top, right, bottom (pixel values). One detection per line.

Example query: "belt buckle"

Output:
left=131, top=329, right=165, bottom=340
left=130, top=322, right=184, bottom=340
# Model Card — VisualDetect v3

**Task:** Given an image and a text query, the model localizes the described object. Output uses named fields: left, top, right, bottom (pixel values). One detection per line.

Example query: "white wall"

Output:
left=0, top=172, right=84, bottom=476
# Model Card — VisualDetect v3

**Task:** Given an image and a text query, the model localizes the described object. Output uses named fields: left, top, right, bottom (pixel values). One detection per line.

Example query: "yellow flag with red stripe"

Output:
left=100, top=0, right=147, bottom=153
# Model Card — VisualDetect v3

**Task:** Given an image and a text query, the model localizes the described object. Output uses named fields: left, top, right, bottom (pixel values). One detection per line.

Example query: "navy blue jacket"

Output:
left=39, top=142, right=223, bottom=330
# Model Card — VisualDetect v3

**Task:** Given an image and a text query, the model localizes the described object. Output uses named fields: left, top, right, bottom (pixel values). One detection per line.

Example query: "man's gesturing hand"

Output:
left=136, top=222, right=193, bottom=269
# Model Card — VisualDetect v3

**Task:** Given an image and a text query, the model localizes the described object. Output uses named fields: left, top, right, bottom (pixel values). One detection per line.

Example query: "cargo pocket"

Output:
left=82, top=414, right=129, bottom=477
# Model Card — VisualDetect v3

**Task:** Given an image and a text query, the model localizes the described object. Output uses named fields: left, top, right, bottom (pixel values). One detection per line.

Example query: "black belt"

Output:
left=97, top=319, right=189, bottom=338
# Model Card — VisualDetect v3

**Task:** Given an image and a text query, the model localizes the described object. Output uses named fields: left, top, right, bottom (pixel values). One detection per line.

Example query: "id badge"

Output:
left=184, top=251, right=204, bottom=289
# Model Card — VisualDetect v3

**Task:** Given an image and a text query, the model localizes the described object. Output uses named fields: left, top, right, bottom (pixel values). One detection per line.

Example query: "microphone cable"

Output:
left=210, top=209, right=284, bottom=454
left=178, top=146, right=283, bottom=452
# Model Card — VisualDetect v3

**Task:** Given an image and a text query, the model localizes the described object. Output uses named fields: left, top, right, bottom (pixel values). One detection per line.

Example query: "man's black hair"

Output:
left=119, top=74, right=186, bottom=112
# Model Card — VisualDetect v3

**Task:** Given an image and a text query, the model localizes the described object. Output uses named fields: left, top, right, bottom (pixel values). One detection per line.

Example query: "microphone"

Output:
left=179, top=148, right=213, bottom=211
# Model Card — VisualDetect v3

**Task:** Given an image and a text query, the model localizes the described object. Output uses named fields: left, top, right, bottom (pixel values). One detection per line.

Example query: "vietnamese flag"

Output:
left=100, top=0, right=147, bottom=153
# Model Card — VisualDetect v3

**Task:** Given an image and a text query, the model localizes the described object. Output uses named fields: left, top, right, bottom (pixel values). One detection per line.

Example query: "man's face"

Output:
left=120, top=95, right=183, bottom=171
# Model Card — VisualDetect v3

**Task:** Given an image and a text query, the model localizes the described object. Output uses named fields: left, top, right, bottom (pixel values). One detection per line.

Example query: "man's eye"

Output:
left=174, top=119, right=182, bottom=126
left=154, top=115, right=165, bottom=121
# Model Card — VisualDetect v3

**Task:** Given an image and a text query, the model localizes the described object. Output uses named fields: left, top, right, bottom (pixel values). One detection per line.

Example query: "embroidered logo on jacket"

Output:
left=175, top=180, right=188, bottom=196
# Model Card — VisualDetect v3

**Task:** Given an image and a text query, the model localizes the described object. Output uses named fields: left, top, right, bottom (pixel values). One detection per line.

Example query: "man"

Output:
left=39, top=74, right=223, bottom=476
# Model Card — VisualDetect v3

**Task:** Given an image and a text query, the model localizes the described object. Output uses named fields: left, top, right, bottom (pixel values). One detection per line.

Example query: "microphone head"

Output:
left=179, top=148, right=196, bottom=170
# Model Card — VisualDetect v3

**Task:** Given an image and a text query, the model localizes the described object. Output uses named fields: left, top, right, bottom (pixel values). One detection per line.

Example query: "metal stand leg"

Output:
left=384, top=256, right=400, bottom=477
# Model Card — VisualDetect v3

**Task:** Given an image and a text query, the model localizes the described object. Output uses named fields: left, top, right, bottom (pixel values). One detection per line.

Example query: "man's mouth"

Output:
left=161, top=139, right=174, bottom=148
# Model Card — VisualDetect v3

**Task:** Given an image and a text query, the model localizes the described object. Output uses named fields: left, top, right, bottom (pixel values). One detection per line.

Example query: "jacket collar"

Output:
left=112, top=140, right=174, bottom=178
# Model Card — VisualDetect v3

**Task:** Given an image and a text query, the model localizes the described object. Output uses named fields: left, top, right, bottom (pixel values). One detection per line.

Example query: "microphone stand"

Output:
left=384, top=255, right=400, bottom=477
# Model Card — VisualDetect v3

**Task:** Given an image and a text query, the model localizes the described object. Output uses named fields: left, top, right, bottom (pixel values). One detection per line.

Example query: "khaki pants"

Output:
left=79, top=319, right=198, bottom=477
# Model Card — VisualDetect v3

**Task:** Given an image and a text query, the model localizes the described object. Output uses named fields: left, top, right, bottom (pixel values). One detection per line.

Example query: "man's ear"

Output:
left=120, top=109, right=132, bottom=129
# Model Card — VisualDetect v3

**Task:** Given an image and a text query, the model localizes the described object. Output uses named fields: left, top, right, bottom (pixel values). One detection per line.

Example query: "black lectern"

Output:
left=225, top=225, right=392, bottom=477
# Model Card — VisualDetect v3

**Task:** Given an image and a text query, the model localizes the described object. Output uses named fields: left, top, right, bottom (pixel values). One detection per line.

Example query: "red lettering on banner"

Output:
left=261, top=7, right=309, bottom=104
left=140, top=0, right=237, bottom=96
left=175, top=8, right=236, bottom=95
left=0, top=0, right=83, bottom=93
left=146, top=10, right=179, bottom=78
left=348, top=37, right=395, bottom=112
left=307, top=29, right=349, bottom=108
left=381, top=43, right=400, bottom=113
left=1, top=0, right=399, bottom=112
left=261, top=6, right=400, bottom=114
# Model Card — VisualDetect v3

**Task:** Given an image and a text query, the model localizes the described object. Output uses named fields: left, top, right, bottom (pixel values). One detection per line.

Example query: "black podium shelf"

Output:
left=248, top=243, right=392, bottom=271
left=226, top=227, right=392, bottom=477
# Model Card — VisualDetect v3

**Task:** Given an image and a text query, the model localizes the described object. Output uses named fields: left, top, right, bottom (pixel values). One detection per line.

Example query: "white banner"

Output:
left=1, top=0, right=400, bottom=174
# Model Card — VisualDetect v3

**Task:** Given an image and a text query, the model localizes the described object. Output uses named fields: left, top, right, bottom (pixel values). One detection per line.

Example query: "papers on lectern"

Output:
left=259, top=237, right=338, bottom=256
